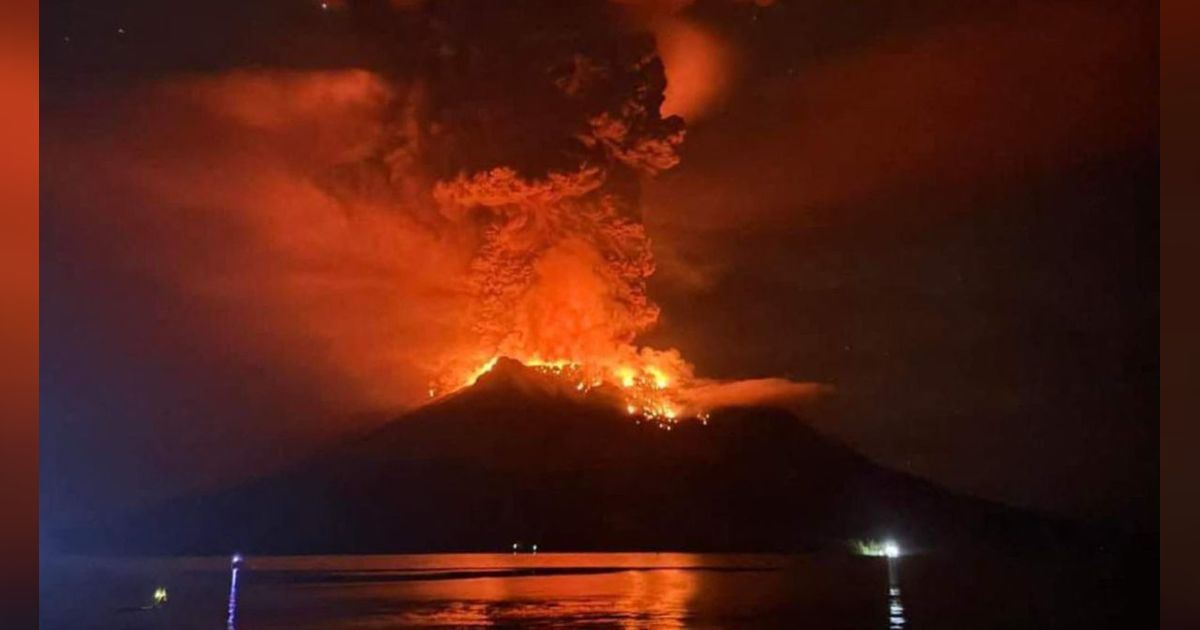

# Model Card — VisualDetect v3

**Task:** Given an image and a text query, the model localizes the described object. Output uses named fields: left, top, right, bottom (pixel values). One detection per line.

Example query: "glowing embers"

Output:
left=449, top=357, right=595, bottom=392
left=442, top=355, right=702, bottom=428
left=528, top=359, right=588, bottom=383
left=610, top=363, right=684, bottom=429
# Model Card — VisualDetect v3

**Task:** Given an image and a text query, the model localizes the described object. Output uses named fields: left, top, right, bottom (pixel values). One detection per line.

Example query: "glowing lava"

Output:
left=431, top=354, right=697, bottom=430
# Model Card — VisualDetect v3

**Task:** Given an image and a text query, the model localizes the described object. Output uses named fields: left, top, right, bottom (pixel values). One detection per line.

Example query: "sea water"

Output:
left=39, top=550, right=1145, bottom=628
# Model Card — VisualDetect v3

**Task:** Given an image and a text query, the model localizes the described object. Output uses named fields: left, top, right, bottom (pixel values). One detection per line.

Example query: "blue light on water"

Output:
left=226, top=563, right=240, bottom=629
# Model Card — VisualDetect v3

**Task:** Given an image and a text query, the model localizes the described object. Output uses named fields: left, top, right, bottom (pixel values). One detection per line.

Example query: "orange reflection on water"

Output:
left=614, top=564, right=697, bottom=629
left=296, top=553, right=710, bottom=627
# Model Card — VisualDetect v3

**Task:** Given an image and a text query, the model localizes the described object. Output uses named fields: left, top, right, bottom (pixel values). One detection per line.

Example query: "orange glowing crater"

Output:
left=429, top=353, right=706, bottom=430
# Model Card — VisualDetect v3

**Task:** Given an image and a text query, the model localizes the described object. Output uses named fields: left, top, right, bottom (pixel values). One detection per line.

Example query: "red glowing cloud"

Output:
left=44, top=70, right=469, bottom=413
left=656, top=18, right=734, bottom=121
left=647, top=1, right=1156, bottom=230
left=44, top=3, right=829, bottom=435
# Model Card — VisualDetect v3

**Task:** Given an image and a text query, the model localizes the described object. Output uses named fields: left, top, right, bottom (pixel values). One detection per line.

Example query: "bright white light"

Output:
left=884, top=541, right=900, bottom=558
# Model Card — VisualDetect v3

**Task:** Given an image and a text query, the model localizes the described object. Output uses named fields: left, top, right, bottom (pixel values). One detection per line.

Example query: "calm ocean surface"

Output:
left=40, top=551, right=1145, bottom=628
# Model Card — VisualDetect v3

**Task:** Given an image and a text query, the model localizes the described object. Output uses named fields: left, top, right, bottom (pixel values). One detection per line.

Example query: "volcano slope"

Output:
left=79, top=359, right=1077, bottom=555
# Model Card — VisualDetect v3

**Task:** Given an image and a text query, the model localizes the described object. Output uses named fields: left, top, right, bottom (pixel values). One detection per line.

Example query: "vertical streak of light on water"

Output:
left=886, top=557, right=906, bottom=628
left=227, top=564, right=240, bottom=629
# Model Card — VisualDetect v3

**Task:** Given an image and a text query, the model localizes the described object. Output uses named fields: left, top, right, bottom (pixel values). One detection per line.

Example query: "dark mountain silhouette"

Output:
left=74, top=358, right=1079, bottom=555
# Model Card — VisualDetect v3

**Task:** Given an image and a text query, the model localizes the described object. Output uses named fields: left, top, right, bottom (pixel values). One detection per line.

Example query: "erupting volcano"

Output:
left=39, top=1, right=1160, bottom=626
left=42, top=0, right=824, bottom=424
left=312, top=0, right=808, bottom=421
left=71, top=357, right=1076, bottom=556
left=443, top=355, right=698, bottom=428
left=414, top=16, right=698, bottom=421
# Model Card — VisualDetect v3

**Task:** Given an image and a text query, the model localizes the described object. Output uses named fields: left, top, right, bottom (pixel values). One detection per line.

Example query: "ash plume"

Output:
left=328, top=0, right=693, bottom=390
left=44, top=0, right=824, bottom=433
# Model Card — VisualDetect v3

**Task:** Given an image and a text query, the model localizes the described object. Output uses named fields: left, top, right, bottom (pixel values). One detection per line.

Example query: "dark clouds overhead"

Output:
left=641, top=0, right=1156, bottom=518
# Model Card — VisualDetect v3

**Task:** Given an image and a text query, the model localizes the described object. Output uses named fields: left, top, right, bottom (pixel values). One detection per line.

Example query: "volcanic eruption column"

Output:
left=360, top=2, right=697, bottom=408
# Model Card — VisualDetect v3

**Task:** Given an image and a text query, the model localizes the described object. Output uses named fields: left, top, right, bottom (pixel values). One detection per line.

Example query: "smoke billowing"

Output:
left=41, top=0, right=1157, bottom=525
left=416, top=12, right=688, bottom=391
left=43, top=0, right=821, bottom=450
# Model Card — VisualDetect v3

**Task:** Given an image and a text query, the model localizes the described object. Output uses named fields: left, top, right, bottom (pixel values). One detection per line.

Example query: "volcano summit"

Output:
left=72, top=359, right=1072, bottom=556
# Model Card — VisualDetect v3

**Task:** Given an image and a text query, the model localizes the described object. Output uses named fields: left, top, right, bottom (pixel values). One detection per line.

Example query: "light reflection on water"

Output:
left=41, top=553, right=892, bottom=629
left=352, top=561, right=699, bottom=628
left=42, top=548, right=1152, bottom=628
left=247, top=554, right=750, bottom=628
left=889, top=586, right=907, bottom=629
left=887, top=557, right=907, bottom=629
left=226, top=561, right=239, bottom=629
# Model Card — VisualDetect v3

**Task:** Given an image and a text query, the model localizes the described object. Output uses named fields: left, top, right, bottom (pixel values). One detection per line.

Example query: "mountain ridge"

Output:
left=68, top=358, right=1080, bottom=555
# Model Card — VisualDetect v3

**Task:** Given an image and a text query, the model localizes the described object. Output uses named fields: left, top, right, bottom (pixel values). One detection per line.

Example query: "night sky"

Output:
left=40, top=0, right=1157, bottom=533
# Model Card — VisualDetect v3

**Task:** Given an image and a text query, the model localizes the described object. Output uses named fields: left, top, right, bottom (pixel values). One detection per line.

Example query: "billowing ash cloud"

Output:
left=44, top=0, right=823, bottom=436
left=417, top=19, right=688, bottom=386
left=307, top=0, right=702, bottom=392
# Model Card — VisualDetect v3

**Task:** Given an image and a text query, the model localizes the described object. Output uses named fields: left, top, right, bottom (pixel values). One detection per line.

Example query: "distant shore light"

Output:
left=851, top=538, right=903, bottom=557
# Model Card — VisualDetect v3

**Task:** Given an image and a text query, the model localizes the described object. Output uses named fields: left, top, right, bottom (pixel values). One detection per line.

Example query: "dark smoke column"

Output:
left=343, top=1, right=687, bottom=383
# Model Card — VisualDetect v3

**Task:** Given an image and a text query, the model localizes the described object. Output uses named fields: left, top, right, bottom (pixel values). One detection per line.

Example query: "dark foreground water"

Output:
left=40, top=551, right=1148, bottom=628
